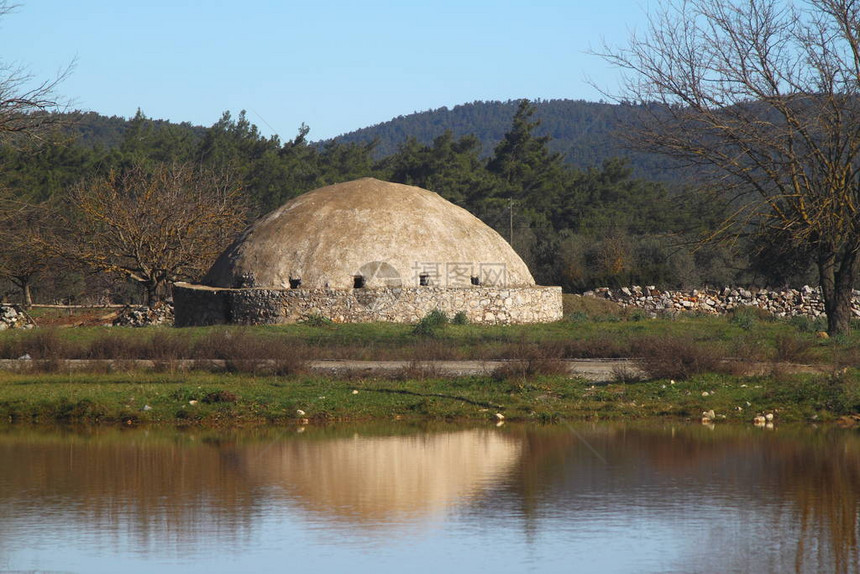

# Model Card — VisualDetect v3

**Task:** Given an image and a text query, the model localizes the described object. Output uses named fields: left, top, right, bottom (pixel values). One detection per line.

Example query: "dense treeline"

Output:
left=56, top=100, right=677, bottom=181
left=0, top=101, right=814, bottom=306
left=331, top=98, right=679, bottom=181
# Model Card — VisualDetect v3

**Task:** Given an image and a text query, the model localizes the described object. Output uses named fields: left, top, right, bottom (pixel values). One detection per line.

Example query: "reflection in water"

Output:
left=239, top=431, right=521, bottom=525
left=0, top=424, right=857, bottom=574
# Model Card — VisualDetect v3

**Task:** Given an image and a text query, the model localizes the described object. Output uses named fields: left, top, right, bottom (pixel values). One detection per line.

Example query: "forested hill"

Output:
left=56, top=111, right=206, bottom=149
left=59, top=100, right=672, bottom=181
left=330, top=99, right=673, bottom=179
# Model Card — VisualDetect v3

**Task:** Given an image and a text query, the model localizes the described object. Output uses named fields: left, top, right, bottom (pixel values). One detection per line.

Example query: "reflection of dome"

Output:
left=242, top=430, right=522, bottom=523
left=204, top=178, right=535, bottom=290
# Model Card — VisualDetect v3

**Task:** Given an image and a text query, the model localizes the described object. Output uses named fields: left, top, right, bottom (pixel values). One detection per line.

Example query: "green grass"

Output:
left=0, top=367, right=856, bottom=427
left=0, top=308, right=858, bottom=427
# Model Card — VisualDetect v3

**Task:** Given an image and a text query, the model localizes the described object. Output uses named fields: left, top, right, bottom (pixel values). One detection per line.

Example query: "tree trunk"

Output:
left=22, top=281, right=32, bottom=309
left=144, top=278, right=170, bottom=308
left=818, top=245, right=860, bottom=336
left=144, top=280, right=161, bottom=309
left=10, top=275, right=33, bottom=309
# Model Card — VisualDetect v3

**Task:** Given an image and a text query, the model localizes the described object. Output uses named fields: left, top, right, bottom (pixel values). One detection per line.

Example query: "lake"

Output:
left=1, top=422, right=857, bottom=573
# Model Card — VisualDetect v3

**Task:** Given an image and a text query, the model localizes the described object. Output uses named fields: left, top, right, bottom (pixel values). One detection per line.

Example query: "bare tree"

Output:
left=599, top=0, right=860, bottom=334
left=0, top=1, right=69, bottom=142
left=0, top=196, right=54, bottom=307
left=60, top=163, right=248, bottom=306
left=0, top=1, right=71, bottom=307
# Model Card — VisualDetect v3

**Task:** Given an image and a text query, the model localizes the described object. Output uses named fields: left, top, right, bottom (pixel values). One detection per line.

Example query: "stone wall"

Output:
left=0, top=305, right=35, bottom=330
left=174, top=283, right=563, bottom=326
left=583, top=285, right=860, bottom=318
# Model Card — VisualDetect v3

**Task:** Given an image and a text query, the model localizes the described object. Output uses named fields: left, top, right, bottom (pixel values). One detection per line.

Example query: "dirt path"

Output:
left=307, top=359, right=639, bottom=381
left=0, top=358, right=827, bottom=382
left=0, top=358, right=640, bottom=382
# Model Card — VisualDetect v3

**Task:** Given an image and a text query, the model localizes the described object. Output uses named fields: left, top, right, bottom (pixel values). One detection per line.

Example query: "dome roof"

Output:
left=204, top=177, right=535, bottom=290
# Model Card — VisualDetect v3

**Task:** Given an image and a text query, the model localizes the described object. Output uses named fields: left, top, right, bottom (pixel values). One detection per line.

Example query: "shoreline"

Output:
left=1, top=367, right=857, bottom=429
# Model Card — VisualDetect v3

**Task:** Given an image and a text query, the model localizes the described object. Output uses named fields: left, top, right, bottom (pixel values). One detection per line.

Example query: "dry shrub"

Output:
left=15, top=329, right=80, bottom=360
left=192, top=329, right=309, bottom=374
left=409, top=339, right=462, bottom=361
left=728, top=334, right=771, bottom=362
left=493, top=343, right=569, bottom=380
left=560, top=336, right=632, bottom=358
left=268, top=350, right=311, bottom=376
left=0, top=335, right=28, bottom=360
left=144, top=330, right=194, bottom=361
left=773, top=334, right=815, bottom=363
left=718, top=359, right=755, bottom=376
left=87, top=333, right=144, bottom=360
left=611, top=362, right=643, bottom=383
left=85, top=330, right=195, bottom=372
left=833, top=344, right=860, bottom=369
left=396, top=360, right=443, bottom=380
left=634, top=336, right=728, bottom=380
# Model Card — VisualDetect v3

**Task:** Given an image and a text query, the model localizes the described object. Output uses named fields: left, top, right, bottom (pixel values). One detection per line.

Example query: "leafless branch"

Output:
left=597, top=0, right=860, bottom=333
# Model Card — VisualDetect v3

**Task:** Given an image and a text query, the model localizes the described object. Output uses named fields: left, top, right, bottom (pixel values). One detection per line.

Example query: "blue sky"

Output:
left=0, top=0, right=651, bottom=141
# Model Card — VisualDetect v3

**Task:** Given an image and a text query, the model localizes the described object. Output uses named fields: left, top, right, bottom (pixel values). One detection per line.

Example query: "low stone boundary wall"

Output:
left=583, top=285, right=860, bottom=318
left=174, top=283, right=563, bottom=326
left=0, top=305, right=35, bottom=329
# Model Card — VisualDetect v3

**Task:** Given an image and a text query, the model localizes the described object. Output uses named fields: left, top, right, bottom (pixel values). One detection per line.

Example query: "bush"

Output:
left=611, top=362, right=643, bottom=383
left=628, top=309, right=648, bottom=322
left=396, top=359, right=443, bottom=380
left=773, top=334, right=815, bottom=363
left=191, top=329, right=309, bottom=374
left=145, top=330, right=193, bottom=360
left=565, top=311, right=588, bottom=322
left=728, top=307, right=756, bottom=330
left=412, top=309, right=449, bottom=336
left=634, top=336, right=728, bottom=380
left=492, top=343, right=569, bottom=380
left=15, top=328, right=79, bottom=360
left=729, top=305, right=775, bottom=330
left=452, top=311, right=469, bottom=325
left=301, top=314, right=333, bottom=327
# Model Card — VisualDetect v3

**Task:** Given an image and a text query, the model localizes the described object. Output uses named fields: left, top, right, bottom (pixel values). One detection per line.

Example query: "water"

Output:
left=1, top=423, right=858, bottom=574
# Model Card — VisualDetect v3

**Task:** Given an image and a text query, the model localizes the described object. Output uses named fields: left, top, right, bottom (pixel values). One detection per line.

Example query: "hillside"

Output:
left=52, top=111, right=206, bottom=149
left=57, top=100, right=676, bottom=182
left=330, top=99, right=676, bottom=180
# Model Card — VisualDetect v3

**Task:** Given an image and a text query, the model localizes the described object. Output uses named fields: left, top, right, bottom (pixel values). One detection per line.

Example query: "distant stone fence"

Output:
left=583, top=285, right=860, bottom=318
left=0, top=305, right=35, bottom=330
left=174, top=283, right=563, bottom=326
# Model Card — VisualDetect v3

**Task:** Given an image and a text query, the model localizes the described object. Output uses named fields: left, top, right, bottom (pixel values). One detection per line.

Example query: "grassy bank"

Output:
left=1, top=368, right=857, bottom=427
left=1, top=297, right=858, bottom=427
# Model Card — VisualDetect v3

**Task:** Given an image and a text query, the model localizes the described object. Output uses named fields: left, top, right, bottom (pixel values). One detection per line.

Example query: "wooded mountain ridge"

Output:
left=62, top=100, right=672, bottom=181
left=329, top=99, right=674, bottom=179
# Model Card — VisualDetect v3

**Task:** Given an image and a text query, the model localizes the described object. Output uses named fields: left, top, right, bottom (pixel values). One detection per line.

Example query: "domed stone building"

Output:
left=174, top=178, right=562, bottom=325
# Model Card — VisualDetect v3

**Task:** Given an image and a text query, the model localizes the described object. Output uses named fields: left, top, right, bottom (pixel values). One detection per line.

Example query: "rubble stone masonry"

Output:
left=583, top=285, right=859, bottom=318
left=173, top=283, right=563, bottom=326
